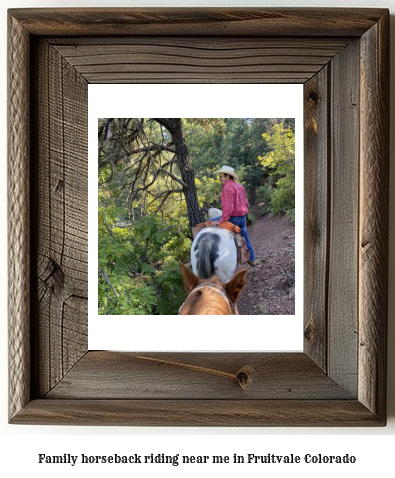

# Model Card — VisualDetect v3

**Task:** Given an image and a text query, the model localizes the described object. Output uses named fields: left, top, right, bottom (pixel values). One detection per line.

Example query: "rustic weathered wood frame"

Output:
left=8, top=8, right=389, bottom=426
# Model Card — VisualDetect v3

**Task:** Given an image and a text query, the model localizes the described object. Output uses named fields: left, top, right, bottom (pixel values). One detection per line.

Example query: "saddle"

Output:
left=192, top=221, right=250, bottom=265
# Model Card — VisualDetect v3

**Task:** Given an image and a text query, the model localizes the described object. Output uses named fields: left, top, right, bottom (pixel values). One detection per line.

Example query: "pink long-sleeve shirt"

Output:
left=220, top=179, right=249, bottom=223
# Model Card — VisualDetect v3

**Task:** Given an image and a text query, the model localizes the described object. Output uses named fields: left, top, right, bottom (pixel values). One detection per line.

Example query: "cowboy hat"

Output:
left=214, top=165, right=239, bottom=181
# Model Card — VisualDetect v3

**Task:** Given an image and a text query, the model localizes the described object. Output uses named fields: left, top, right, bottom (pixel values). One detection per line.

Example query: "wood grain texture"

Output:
left=8, top=13, right=31, bottom=421
left=8, top=8, right=387, bottom=37
left=359, top=12, right=389, bottom=420
left=327, top=39, right=360, bottom=396
left=7, top=8, right=389, bottom=426
left=31, top=39, right=88, bottom=397
left=11, top=399, right=383, bottom=427
left=303, top=67, right=330, bottom=370
left=46, top=352, right=353, bottom=400
left=49, top=37, right=350, bottom=84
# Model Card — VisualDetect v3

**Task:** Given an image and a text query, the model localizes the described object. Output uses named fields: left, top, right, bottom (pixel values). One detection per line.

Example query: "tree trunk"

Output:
left=154, top=118, right=202, bottom=232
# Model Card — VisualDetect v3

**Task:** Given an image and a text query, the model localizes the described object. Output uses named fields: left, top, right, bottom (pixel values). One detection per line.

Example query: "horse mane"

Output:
left=194, top=232, right=220, bottom=279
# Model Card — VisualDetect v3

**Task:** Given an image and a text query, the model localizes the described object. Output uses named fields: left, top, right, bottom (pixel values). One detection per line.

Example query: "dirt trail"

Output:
left=237, top=205, right=295, bottom=315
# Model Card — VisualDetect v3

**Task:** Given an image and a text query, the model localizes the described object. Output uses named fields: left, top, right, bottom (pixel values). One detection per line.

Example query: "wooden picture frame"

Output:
left=8, top=8, right=389, bottom=426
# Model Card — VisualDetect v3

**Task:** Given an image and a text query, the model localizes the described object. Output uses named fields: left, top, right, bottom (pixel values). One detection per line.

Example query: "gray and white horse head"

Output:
left=191, top=226, right=238, bottom=283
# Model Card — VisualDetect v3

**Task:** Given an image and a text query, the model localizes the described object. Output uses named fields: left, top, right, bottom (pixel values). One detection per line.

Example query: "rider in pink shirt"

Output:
left=211, top=166, right=256, bottom=265
left=219, top=178, right=249, bottom=223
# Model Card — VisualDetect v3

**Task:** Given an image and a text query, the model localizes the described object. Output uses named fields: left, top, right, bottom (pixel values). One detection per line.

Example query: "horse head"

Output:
left=178, top=262, right=247, bottom=315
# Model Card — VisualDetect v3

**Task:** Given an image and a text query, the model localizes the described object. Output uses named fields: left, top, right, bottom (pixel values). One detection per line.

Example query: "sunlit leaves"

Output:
left=257, top=122, right=295, bottom=220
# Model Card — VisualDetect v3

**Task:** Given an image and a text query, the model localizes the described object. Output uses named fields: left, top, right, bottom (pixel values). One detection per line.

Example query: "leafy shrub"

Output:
left=258, top=123, right=295, bottom=221
left=247, top=212, right=255, bottom=225
left=98, top=212, right=191, bottom=315
left=153, top=261, right=188, bottom=315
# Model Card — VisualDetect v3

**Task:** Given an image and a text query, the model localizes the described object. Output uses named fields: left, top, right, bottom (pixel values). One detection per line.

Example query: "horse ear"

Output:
left=225, top=269, right=247, bottom=303
left=179, top=262, right=201, bottom=293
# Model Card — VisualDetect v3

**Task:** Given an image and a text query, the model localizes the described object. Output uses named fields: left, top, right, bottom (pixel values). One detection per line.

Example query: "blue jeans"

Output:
left=211, top=214, right=255, bottom=262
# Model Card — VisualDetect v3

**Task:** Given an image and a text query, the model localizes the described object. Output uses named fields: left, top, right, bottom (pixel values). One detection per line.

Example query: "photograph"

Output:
left=97, top=117, right=296, bottom=316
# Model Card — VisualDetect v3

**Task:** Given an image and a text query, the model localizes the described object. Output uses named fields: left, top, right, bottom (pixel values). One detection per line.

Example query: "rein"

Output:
left=182, top=281, right=239, bottom=315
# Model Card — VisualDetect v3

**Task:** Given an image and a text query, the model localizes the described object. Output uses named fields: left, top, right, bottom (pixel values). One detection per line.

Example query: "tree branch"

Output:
left=148, top=188, right=184, bottom=214
left=159, top=167, right=189, bottom=188
left=100, top=269, right=119, bottom=298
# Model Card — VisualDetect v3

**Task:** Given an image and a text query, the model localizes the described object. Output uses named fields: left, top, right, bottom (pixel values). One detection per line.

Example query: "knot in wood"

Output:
left=308, top=90, right=319, bottom=103
left=236, top=365, right=255, bottom=390
left=304, top=322, right=314, bottom=341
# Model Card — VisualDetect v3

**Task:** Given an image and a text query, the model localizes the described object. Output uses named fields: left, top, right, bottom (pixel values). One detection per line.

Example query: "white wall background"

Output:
left=1, top=0, right=394, bottom=476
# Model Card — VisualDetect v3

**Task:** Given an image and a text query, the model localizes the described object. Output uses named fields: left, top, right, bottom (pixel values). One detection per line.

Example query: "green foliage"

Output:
left=195, top=176, right=222, bottom=210
left=258, top=122, right=295, bottom=221
left=247, top=212, right=255, bottom=225
left=183, top=118, right=226, bottom=174
left=97, top=117, right=295, bottom=314
left=271, top=176, right=295, bottom=221
left=153, top=260, right=188, bottom=315
left=217, top=118, right=267, bottom=203
left=184, top=118, right=268, bottom=204
left=255, top=182, right=272, bottom=214
left=98, top=207, right=190, bottom=315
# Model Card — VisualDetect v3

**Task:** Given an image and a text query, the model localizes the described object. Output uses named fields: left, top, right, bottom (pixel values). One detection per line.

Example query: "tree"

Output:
left=219, top=118, right=267, bottom=204
left=98, top=118, right=202, bottom=231
left=98, top=118, right=199, bottom=315
left=258, top=121, right=295, bottom=220
left=182, top=118, right=226, bottom=177
left=153, top=118, right=201, bottom=230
